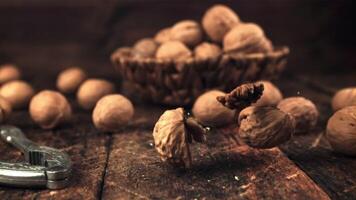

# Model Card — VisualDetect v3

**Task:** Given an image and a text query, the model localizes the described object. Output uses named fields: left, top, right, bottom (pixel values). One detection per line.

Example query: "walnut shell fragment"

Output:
left=153, top=108, right=206, bottom=168
left=238, top=106, right=295, bottom=148
left=217, top=82, right=264, bottom=110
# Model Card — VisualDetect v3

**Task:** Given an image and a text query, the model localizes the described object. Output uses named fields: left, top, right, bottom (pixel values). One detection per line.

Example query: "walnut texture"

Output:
left=170, top=20, right=203, bottom=47
left=331, top=87, right=356, bottom=111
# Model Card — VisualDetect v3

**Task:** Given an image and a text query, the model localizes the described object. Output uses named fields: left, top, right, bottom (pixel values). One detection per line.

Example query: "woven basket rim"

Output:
left=111, top=46, right=290, bottom=65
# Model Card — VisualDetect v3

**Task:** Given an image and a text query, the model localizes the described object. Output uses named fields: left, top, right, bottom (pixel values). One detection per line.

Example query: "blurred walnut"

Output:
left=153, top=108, right=206, bottom=168
left=170, top=20, right=203, bottom=47
left=133, top=38, right=158, bottom=58
left=77, top=79, right=115, bottom=110
left=155, top=41, right=192, bottom=61
left=0, top=80, right=35, bottom=109
left=192, top=90, right=235, bottom=127
left=254, top=81, right=283, bottom=106
left=202, top=4, right=240, bottom=42
left=223, top=23, right=272, bottom=54
left=277, top=97, right=319, bottom=133
left=331, top=87, right=356, bottom=111
left=0, top=96, right=12, bottom=123
left=326, top=106, right=356, bottom=156
left=238, top=106, right=295, bottom=148
left=56, top=67, right=87, bottom=94
left=92, top=94, right=134, bottom=132
left=154, top=27, right=172, bottom=44
left=0, top=64, right=21, bottom=84
left=29, top=90, right=72, bottom=129
left=194, top=42, right=222, bottom=60
left=217, top=82, right=264, bottom=110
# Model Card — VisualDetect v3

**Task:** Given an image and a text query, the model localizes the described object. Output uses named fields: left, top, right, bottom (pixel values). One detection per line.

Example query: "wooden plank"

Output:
left=0, top=110, right=109, bottom=200
left=102, top=120, right=329, bottom=199
left=277, top=75, right=356, bottom=200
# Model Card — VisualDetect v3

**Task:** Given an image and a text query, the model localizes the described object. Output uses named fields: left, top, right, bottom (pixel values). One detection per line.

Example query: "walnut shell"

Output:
left=326, top=106, right=356, bottom=156
left=254, top=81, right=283, bottom=106
left=277, top=97, right=319, bottom=133
left=331, top=87, right=356, bottom=111
left=202, top=4, right=240, bottom=42
left=29, top=90, right=72, bottom=129
left=0, top=64, right=21, bottom=84
left=77, top=79, right=115, bottom=110
left=155, top=41, right=192, bottom=61
left=133, top=38, right=158, bottom=58
left=194, top=42, right=222, bottom=60
left=238, top=106, right=295, bottom=148
left=154, top=27, right=172, bottom=44
left=170, top=20, right=203, bottom=47
left=192, top=90, right=235, bottom=127
left=0, top=80, right=35, bottom=109
left=223, top=23, right=272, bottom=54
left=56, top=67, right=87, bottom=94
left=92, top=94, right=134, bottom=132
left=153, top=108, right=192, bottom=168
left=0, top=96, right=12, bottom=123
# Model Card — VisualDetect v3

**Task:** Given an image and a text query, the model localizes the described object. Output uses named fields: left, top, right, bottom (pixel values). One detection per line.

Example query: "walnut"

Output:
left=217, top=82, right=264, bottom=110
left=155, top=41, right=192, bottom=61
left=0, top=64, right=21, bottom=84
left=0, top=96, right=12, bottom=123
left=326, top=106, right=356, bottom=156
left=194, top=42, right=222, bottom=60
left=77, top=79, right=115, bottom=110
left=29, top=90, right=72, bottom=129
left=238, top=106, right=295, bottom=148
left=0, top=80, right=35, bottom=109
left=331, top=87, right=356, bottom=111
left=153, top=108, right=206, bottom=168
left=223, top=23, right=273, bottom=54
left=254, top=81, right=283, bottom=106
left=277, top=97, right=319, bottom=133
left=133, top=38, right=158, bottom=58
left=154, top=27, right=172, bottom=44
left=56, top=67, right=87, bottom=94
left=170, top=20, right=203, bottom=47
left=202, top=4, right=240, bottom=42
left=192, top=90, right=235, bottom=127
left=92, top=94, right=134, bottom=132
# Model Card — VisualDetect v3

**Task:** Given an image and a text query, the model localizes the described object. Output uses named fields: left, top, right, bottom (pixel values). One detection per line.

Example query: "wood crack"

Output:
left=97, top=133, right=113, bottom=200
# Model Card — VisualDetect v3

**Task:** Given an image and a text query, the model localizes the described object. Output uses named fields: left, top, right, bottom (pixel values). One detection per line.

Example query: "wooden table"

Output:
left=1, top=43, right=356, bottom=200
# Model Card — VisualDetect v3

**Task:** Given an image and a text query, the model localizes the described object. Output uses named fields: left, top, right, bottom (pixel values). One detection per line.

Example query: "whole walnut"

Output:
left=254, top=81, right=283, bottom=106
left=194, top=42, right=222, bottom=60
left=0, top=64, right=21, bottom=84
left=170, top=20, right=203, bottom=47
left=29, top=90, right=72, bottom=129
left=77, top=79, right=115, bottom=110
left=0, top=80, right=35, bottom=109
left=133, top=38, right=158, bottom=58
left=192, top=90, right=235, bottom=127
left=92, top=94, right=134, bottom=132
left=223, top=23, right=272, bottom=54
left=153, top=108, right=206, bottom=168
left=238, top=106, right=295, bottom=148
left=202, top=4, right=240, bottom=42
left=277, top=97, right=319, bottom=133
left=326, top=106, right=356, bottom=156
left=331, top=87, right=356, bottom=111
left=155, top=41, right=192, bottom=61
left=56, top=67, right=87, bottom=94
left=154, top=27, right=172, bottom=44
left=0, top=96, right=12, bottom=123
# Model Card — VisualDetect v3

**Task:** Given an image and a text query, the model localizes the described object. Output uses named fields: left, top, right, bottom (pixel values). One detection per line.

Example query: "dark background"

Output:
left=0, top=0, right=355, bottom=78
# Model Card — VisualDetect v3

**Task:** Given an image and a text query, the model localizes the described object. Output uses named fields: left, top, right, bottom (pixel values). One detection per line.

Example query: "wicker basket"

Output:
left=111, top=46, right=289, bottom=106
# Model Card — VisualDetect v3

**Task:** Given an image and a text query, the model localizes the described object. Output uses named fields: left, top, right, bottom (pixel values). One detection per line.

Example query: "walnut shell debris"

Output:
left=217, top=83, right=264, bottom=110
left=238, top=106, right=295, bottom=148
left=153, top=108, right=206, bottom=168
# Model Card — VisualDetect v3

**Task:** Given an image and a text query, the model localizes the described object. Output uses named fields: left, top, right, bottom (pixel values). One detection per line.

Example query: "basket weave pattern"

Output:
left=111, top=47, right=289, bottom=106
